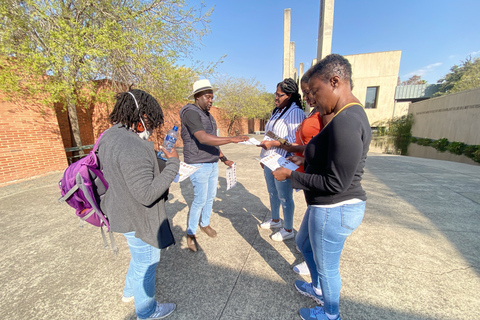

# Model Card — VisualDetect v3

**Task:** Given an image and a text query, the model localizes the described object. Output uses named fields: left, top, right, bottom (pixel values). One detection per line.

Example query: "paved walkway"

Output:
left=1, top=134, right=479, bottom=320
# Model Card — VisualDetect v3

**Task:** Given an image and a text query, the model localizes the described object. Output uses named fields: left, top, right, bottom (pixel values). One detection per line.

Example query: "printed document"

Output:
left=226, top=163, right=237, bottom=190
left=258, top=154, right=299, bottom=171
left=174, top=162, right=200, bottom=183
left=238, top=137, right=261, bottom=145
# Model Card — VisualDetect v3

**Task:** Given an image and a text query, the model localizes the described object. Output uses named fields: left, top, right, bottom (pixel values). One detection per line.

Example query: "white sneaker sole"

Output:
left=295, top=282, right=324, bottom=305
left=260, top=222, right=282, bottom=229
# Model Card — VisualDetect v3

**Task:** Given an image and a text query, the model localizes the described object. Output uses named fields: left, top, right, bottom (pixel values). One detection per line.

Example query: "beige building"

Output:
left=345, top=50, right=402, bottom=127
left=283, top=5, right=402, bottom=127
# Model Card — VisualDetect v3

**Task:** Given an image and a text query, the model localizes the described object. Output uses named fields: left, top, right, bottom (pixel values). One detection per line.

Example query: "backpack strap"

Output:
left=92, top=130, right=107, bottom=152
left=58, top=184, right=79, bottom=203
left=76, top=173, right=109, bottom=227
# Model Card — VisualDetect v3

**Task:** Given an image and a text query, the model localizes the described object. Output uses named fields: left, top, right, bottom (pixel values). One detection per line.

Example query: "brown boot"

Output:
left=186, top=234, right=197, bottom=252
left=200, top=225, right=217, bottom=238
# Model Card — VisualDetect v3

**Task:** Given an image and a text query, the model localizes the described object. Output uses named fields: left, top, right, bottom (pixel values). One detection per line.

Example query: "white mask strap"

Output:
left=127, top=91, right=147, bottom=132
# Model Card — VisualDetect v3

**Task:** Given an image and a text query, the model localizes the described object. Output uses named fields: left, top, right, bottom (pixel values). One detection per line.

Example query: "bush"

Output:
left=431, top=138, right=449, bottom=152
left=377, top=126, right=387, bottom=136
left=387, top=114, right=414, bottom=155
left=464, top=145, right=480, bottom=159
left=417, top=138, right=433, bottom=146
left=412, top=139, right=480, bottom=164
left=473, top=149, right=480, bottom=163
left=446, top=142, right=466, bottom=155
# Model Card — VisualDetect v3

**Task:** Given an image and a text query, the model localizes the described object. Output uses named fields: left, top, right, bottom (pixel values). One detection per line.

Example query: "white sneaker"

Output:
left=293, top=261, right=310, bottom=275
left=122, top=295, right=134, bottom=303
left=260, top=219, right=282, bottom=229
left=271, top=228, right=294, bottom=241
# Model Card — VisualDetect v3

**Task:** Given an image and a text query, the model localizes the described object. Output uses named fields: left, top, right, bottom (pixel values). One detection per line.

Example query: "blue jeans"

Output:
left=187, top=162, right=219, bottom=235
left=123, top=232, right=161, bottom=319
left=263, top=165, right=295, bottom=230
left=296, top=202, right=366, bottom=315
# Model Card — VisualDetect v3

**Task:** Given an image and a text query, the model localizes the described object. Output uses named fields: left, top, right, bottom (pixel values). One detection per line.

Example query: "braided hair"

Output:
left=109, top=89, right=164, bottom=131
left=277, top=78, right=302, bottom=108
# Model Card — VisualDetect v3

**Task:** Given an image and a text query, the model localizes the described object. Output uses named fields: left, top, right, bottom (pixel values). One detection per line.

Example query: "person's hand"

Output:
left=159, top=146, right=179, bottom=159
left=287, top=155, right=304, bottom=166
left=223, top=160, right=234, bottom=167
left=258, top=140, right=278, bottom=150
left=272, top=167, right=292, bottom=181
left=231, top=135, right=249, bottom=143
left=280, top=143, right=303, bottom=153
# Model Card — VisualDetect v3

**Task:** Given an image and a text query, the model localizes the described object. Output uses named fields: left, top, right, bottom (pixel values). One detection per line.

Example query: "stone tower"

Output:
left=317, top=0, right=334, bottom=61
left=282, top=9, right=291, bottom=80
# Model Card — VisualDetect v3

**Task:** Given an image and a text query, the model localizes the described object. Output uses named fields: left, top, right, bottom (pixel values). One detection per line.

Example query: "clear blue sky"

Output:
left=183, top=0, right=480, bottom=92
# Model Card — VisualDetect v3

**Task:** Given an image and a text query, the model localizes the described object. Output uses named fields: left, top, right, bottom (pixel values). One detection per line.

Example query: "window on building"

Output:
left=365, top=86, right=379, bottom=109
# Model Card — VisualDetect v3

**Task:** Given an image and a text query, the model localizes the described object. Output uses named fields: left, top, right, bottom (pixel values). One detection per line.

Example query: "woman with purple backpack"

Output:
left=97, top=89, right=179, bottom=320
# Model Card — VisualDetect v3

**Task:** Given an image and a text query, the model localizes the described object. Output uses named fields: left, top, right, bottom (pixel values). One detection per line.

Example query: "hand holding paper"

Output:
left=238, top=137, right=261, bottom=145
left=258, top=153, right=299, bottom=171
left=271, top=167, right=292, bottom=181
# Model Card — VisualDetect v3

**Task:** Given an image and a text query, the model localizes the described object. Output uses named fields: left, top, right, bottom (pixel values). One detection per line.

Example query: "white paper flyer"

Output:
left=258, top=154, right=299, bottom=171
left=226, top=162, right=237, bottom=190
left=238, top=137, right=261, bottom=146
left=173, top=162, right=200, bottom=183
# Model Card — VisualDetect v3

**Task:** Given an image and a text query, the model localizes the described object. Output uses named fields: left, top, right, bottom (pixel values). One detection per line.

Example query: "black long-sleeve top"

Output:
left=290, top=105, right=371, bottom=205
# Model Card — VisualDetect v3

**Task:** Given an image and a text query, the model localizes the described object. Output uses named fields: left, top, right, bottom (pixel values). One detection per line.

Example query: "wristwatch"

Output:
left=219, top=156, right=228, bottom=162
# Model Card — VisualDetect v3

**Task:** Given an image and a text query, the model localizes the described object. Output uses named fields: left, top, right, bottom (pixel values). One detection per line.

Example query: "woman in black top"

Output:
left=273, top=54, right=371, bottom=320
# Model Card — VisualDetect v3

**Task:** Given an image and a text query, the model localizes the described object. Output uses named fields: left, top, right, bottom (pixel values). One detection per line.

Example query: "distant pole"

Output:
left=299, top=63, right=309, bottom=114
left=290, top=41, right=295, bottom=80
left=283, top=9, right=291, bottom=80
left=317, top=0, right=334, bottom=61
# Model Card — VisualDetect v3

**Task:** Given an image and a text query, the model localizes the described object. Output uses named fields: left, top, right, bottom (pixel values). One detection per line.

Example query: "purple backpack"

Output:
left=58, top=131, right=118, bottom=253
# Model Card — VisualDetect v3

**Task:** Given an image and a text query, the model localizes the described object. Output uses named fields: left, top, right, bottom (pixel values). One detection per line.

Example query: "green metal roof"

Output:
left=395, top=84, right=440, bottom=100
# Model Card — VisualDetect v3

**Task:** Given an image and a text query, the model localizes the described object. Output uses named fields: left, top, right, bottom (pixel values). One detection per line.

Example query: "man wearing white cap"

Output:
left=180, top=79, right=249, bottom=252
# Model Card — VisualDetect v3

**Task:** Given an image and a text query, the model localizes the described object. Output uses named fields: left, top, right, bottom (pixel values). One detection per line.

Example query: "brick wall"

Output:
left=0, top=95, right=68, bottom=185
left=0, top=89, right=258, bottom=186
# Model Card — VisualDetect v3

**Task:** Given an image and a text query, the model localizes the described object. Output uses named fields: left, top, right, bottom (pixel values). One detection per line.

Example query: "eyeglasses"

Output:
left=275, top=93, right=286, bottom=98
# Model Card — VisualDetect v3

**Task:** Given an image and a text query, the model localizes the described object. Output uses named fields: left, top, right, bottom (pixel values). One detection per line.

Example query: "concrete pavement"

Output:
left=1, top=134, right=479, bottom=320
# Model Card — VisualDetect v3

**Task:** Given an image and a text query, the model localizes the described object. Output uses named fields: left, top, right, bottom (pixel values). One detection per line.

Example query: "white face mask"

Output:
left=127, top=91, right=151, bottom=140
left=137, top=129, right=151, bottom=140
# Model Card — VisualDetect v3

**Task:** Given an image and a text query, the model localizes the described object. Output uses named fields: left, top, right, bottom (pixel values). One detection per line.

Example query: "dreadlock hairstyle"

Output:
left=109, top=89, right=164, bottom=132
left=277, top=78, right=302, bottom=108
left=309, top=54, right=354, bottom=90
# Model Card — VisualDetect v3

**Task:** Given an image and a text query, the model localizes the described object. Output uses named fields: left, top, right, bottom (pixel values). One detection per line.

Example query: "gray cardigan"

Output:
left=98, top=123, right=180, bottom=249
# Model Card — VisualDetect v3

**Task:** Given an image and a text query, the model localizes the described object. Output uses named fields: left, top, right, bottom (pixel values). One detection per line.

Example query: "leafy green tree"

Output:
left=451, top=58, right=480, bottom=93
left=0, top=0, right=213, bottom=151
left=400, top=75, right=427, bottom=86
left=435, top=56, right=480, bottom=96
left=213, top=76, right=274, bottom=135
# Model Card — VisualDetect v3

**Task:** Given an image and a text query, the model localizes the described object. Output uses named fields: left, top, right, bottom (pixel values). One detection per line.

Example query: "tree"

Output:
left=435, top=56, right=480, bottom=96
left=399, top=75, right=427, bottom=86
left=0, top=0, right=213, bottom=151
left=450, top=57, right=480, bottom=93
left=213, top=76, right=274, bottom=135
